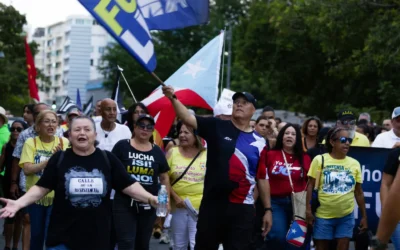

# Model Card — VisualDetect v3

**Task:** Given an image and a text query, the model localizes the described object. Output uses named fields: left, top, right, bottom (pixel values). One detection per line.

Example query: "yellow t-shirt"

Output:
left=168, top=147, right=207, bottom=210
left=308, top=153, right=362, bottom=219
left=19, top=136, right=69, bottom=206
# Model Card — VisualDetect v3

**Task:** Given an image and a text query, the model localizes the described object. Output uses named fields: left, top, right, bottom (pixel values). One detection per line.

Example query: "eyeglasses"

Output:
left=42, top=120, right=57, bottom=126
left=137, top=122, right=154, bottom=131
left=338, top=136, right=353, bottom=144
left=340, top=120, right=356, bottom=126
left=10, top=127, right=23, bottom=132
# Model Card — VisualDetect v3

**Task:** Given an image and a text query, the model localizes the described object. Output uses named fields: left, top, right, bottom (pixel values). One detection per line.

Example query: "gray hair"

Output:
left=69, top=116, right=97, bottom=131
left=359, top=112, right=371, bottom=122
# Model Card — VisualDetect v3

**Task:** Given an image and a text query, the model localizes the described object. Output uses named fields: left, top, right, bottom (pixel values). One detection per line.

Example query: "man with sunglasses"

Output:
left=162, top=86, right=272, bottom=250
left=336, top=110, right=370, bottom=147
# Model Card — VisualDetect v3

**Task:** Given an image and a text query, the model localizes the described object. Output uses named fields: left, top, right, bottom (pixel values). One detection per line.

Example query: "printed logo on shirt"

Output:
left=271, top=161, right=302, bottom=176
left=322, top=165, right=355, bottom=194
left=224, top=137, right=232, bottom=141
left=127, top=152, right=155, bottom=185
left=33, top=149, right=52, bottom=177
left=64, top=167, right=108, bottom=208
left=200, top=162, right=206, bottom=171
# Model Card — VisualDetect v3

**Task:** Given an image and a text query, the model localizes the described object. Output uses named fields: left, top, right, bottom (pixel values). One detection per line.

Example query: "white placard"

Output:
left=69, top=178, right=104, bottom=195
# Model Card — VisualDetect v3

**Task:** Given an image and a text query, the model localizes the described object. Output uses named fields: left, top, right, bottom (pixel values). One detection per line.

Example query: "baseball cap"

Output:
left=0, top=106, right=8, bottom=124
left=67, top=107, right=81, bottom=117
left=232, top=92, right=257, bottom=107
left=337, top=109, right=355, bottom=121
left=213, top=102, right=232, bottom=117
left=392, top=107, right=400, bottom=119
left=136, top=114, right=155, bottom=125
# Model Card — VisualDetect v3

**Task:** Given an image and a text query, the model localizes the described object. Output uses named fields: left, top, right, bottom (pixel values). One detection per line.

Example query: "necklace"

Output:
left=101, top=123, right=115, bottom=138
left=40, top=136, right=56, bottom=152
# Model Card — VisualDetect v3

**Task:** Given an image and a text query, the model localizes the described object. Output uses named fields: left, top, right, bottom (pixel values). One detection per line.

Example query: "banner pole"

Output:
left=151, top=72, right=166, bottom=86
left=119, top=71, right=138, bottom=103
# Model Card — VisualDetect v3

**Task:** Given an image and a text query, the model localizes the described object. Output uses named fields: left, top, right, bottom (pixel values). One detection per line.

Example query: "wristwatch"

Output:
left=264, top=207, right=273, bottom=213
left=370, top=236, right=388, bottom=250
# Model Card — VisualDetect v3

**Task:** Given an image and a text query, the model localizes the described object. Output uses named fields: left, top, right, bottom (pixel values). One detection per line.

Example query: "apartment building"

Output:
left=34, top=15, right=112, bottom=106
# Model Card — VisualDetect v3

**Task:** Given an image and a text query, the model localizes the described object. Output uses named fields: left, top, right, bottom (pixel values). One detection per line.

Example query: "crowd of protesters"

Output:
left=0, top=89, right=399, bottom=250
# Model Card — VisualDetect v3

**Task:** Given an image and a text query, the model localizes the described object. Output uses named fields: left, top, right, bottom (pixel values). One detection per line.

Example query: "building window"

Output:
left=93, top=20, right=98, bottom=25
left=64, top=46, right=69, bottom=53
left=56, top=50, right=61, bottom=56
left=98, top=47, right=105, bottom=54
left=65, top=31, right=70, bottom=40
left=76, top=19, right=84, bottom=25
left=64, top=59, right=69, bottom=66
left=90, top=59, right=94, bottom=66
left=98, top=59, right=102, bottom=66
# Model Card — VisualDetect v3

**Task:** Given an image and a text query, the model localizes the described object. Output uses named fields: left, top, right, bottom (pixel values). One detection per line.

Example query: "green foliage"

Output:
left=232, top=0, right=400, bottom=121
left=0, top=3, right=47, bottom=115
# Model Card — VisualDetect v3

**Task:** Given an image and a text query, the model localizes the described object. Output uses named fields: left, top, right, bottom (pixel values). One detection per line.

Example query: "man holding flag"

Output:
left=162, top=86, right=272, bottom=249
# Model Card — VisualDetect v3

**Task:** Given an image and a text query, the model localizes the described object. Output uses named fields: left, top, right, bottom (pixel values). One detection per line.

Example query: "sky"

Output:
left=0, top=0, right=89, bottom=29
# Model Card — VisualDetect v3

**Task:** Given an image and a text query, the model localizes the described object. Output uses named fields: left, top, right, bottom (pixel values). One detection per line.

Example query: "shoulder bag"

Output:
left=171, top=150, right=201, bottom=187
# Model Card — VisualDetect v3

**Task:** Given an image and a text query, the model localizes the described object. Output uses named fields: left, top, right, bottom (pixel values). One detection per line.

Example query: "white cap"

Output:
left=0, top=106, right=7, bottom=124
left=213, top=102, right=232, bottom=117
left=392, top=107, right=400, bottom=119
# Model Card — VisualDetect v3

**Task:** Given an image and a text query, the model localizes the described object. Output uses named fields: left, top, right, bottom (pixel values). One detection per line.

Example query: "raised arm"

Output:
left=162, top=85, right=197, bottom=129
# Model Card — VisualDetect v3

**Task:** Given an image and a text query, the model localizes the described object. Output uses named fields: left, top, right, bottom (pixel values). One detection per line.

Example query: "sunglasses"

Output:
left=337, top=136, right=353, bottom=144
left=340, top=120, right=356, bottom=126
left=10, top=127, right=23, bottom=132
left=137, top=122, right=154, bottom=131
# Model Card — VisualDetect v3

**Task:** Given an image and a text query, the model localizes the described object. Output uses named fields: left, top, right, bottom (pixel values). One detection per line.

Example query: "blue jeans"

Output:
left=391, top=223, right=400, bottom=249
left=28, top=203, right=53, bottom=250
left=47, top=244, right=70, bottom=250
left=265, top=197, right=309, bottom=250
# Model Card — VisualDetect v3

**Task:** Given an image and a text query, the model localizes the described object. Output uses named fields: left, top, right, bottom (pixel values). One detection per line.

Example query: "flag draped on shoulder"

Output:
left=77, top=0, right=209, bottom=72
left=142, top=31, right=225, bottom=140
left=24, top=37, right=40, bottom=102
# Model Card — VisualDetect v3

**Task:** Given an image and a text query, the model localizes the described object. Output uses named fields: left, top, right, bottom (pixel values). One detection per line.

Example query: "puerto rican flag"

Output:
left=286, top=219, right=308, bottom=247
left=142, top=32, right=225, bottom=142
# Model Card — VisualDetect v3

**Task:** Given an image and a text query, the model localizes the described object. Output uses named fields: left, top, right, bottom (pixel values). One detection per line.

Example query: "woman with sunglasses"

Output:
left=306, top=127, right=368, bottom=250
left=19, top=110, right=69, bottom=250
left=0, top=120, right=28, bottom=250
left=112, top=114, right=170, bottom=250
left=301, top=117, right=322, bottom=152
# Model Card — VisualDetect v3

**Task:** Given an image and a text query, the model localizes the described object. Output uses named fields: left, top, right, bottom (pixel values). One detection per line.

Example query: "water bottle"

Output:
left=156, top=185, right=168, bottom=217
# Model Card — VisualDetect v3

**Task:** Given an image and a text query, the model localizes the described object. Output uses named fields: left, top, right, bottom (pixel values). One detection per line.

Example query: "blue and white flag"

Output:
left=76, top=89, right=82, bottom=109
left=78, top=0, right=209, bottom=72
left=138, top=0, right=209, bottom=30
left=141, top=31, right=225, bottom=139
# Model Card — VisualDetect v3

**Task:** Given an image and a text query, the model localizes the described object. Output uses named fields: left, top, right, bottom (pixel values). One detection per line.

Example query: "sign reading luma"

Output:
left=79, top=0, right=156, bottom=71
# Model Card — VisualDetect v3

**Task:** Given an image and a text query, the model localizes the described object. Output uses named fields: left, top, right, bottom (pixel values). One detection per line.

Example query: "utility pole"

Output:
left=226, top=25, right=232, bottom=89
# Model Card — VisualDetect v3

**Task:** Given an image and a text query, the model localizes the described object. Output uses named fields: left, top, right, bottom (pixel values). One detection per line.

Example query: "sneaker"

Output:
left=153, top=228, right=162, bottom=239
left=159, top=232, right=170, bottom=244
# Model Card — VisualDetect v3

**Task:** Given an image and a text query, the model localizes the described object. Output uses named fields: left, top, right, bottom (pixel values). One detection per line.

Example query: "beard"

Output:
left=348, top=127, right=356, bottom=139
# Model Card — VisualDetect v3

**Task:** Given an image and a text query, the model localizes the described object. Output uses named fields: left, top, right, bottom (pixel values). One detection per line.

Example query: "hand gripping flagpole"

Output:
left=117, top=65, right=138, bottom=103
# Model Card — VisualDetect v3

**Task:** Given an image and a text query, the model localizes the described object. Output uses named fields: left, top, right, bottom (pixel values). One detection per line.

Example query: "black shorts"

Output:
left=195, top=201, right=255, bottom=250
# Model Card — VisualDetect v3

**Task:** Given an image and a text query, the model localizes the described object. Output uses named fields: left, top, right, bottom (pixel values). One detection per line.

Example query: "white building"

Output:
left=35, top=15, right=112, bottom=106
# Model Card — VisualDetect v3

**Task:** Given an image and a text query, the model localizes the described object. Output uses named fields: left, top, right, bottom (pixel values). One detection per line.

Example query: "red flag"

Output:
left=24, top=37, right=40, bottom=102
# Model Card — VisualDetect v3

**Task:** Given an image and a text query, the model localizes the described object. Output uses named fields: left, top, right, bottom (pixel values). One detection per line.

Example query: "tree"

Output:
left=0, top=3, right=46, bottom=115
left=232, top=0, right=400, bottom=121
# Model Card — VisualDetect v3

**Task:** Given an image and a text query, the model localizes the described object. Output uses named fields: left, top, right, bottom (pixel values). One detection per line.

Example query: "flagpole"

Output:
left=119, top=71, right=138, bottom=103
left=150, top=72, right=166, bottom=86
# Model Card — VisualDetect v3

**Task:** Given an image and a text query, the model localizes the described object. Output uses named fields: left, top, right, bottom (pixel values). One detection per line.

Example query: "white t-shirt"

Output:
left=372, top=129, right=400, bottom=149
left=96, top=123, right=132, bottom=152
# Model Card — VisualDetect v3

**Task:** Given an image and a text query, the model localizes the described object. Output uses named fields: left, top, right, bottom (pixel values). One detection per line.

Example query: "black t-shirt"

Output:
left=111, top=139, right=169, bottom=195
left=36, top=148, right=135, bottom=250
left=383, top=148, right=400, bottom=176
left=3, top=143, right=15, bottom=195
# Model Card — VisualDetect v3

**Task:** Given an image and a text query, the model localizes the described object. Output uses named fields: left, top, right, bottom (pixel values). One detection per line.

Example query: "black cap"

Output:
left=232, top=92, right=257, bottom=107
left=136, top=114, right=155, bottom=125
left=337, top=109, right=355, bottom=121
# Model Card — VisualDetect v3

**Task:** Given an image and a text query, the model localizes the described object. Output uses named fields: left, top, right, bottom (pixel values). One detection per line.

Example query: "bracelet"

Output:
left=264, top=207, right=273, bottom=213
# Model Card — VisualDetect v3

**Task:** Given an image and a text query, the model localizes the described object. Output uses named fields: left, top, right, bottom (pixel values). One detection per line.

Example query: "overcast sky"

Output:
left=0, top=0, right=89, bottom=29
